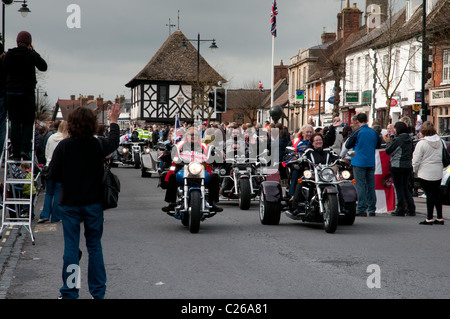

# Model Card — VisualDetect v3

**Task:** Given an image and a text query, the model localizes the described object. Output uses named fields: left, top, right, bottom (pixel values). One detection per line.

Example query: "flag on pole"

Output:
left=271, top=1, right=278, bottom=37
left=174, top=113, right=183, bottom=143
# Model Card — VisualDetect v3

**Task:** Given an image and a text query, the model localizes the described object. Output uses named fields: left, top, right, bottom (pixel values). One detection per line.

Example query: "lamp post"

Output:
left=36, top=87, right=47, bottom=110
left=1, top=0, right=30, bottom=46
left=181, top=33, right=218, bottom=120
left=181, top=33, right=218, bottom=85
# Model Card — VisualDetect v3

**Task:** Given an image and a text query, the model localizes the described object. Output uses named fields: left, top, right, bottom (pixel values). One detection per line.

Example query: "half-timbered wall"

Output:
left=130, top=82, right=217, bottom=123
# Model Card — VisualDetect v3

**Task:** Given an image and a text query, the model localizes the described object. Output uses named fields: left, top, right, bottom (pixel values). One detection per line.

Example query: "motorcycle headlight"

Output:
left=220, top=168, right=227, bottom=176
left=145, top=147, right=151, bottom=154
left=188, top=163, right=203, bottom=175
left=320, top=168, right=335, bottom=182
left=122, top=148, right=128, bottom=154
left=342, top=170, right=351, bottom=180
left=303, top=170, right=313, bottom=179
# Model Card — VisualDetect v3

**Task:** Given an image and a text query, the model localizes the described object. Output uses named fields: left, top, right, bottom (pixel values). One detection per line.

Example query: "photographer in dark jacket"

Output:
left=4, top=31, right=47, bottom=160
left=49, top=104, right=121, bottom=299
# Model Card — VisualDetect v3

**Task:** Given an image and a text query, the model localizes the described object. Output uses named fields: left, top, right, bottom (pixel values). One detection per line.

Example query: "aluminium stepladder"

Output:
left=0, top=120, right=37, bottom=245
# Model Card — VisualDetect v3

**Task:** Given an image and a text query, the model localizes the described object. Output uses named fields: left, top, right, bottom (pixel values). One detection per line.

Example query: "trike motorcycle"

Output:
left=259, top=148, right=357, bottom=233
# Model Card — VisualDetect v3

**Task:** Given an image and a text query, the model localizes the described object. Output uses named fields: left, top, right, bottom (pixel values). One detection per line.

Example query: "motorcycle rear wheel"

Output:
left=259, top=195, right=281, bottom=225
left=339, top=202, right=356, bottom=226
left=323, top=194, right=339, bottom=233
left=189, top=190, right=202, bottom=233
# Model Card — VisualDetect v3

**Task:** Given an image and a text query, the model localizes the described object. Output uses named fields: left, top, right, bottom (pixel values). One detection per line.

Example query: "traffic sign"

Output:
left=328, top=96, right=334, bottom=104
left=296, top=90, right=305, bottom=100
left=386, top=99, right=397, bottom=107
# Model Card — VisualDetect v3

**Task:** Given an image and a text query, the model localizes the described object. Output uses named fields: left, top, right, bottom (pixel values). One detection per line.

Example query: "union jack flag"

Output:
left=174, top=113, right=183, bottom=143
left=271, top=1, right=278, bottom=37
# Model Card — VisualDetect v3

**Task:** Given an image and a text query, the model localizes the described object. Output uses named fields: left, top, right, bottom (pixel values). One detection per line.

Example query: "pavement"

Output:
left=0, top=189, right=449, bottom=299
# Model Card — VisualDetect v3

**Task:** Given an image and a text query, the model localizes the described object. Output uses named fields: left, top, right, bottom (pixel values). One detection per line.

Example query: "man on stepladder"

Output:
left=4, top=31, right=47, bottom=160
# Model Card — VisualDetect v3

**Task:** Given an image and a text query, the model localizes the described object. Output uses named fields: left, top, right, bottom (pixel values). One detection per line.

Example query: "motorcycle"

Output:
left=259, top=147, right=357, bottom=233
left=218, top=150, right=270, bottom=210
left=114, top=140, right=148, bottom=169
left=164, top=146, right=217, bottom=233
left=141, top=141, right=172, bottom=177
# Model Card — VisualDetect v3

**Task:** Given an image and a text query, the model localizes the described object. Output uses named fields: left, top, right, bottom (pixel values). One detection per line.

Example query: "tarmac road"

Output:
left=1, top=166, right=450, bottom=300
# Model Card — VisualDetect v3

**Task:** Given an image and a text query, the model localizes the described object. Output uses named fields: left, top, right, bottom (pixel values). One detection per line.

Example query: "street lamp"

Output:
left=36, top=87, right=48, bottom=109
left=1, top=0, right=31, bottom=46
left=181, top=33, right=218, bottom=84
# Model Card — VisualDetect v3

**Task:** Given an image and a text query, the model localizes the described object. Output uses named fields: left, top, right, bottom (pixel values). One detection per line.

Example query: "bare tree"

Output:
left=232, top=80, right=267, bottom=124
left=35, top=95, right=52, bottom=121
left=184, top=67, right=222, bottom=123
left=365, top=2, right=421, bottom=128
left=318, top=41, right=347, bottom=118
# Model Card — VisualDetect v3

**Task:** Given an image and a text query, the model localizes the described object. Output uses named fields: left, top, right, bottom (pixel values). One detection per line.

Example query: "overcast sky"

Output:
left=2, top=0, right=399, bottom=105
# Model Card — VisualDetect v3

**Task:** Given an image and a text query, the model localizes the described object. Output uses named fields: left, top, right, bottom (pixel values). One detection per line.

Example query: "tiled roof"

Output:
left=125, top=29, right=226, bottom=87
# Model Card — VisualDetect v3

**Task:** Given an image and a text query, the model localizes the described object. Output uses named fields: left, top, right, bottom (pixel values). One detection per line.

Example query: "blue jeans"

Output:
left=353, top=166, right=376, bottom=213
left=0, top=96, right=6, bottom=157
left=289, top=169, right=299, bottom=195
left=39, top=178, right=62, bottom=222
left=59, top=203, right=106, bottom=299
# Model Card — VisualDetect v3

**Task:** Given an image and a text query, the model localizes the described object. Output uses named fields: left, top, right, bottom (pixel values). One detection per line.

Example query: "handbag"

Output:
left=103, top=161, right=121, bottom=210
left=442, top=141, right=450, bottom=167
left=98, top=138, right=121, bottom=210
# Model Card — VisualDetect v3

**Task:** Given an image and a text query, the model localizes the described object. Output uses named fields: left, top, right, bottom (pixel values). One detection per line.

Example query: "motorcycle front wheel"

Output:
left=134, top=152, right=141, bottom=169
left=239, top=178, right=251, bottom=210
left=189, top=190, right=202, bottom=233
left=323, top=193, right=339, bottom=233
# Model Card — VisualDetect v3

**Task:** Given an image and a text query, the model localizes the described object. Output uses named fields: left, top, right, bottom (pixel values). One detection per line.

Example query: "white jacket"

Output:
left=45, top=132, right=65, bottom=165
left=412, top=134, right=443, bottom=181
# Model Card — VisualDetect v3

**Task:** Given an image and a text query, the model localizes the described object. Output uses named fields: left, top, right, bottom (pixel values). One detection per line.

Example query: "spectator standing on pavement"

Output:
left=4, top=31, right=47, bottom=160
left=0, top=43, right=6, bottom=159
left=345, top=113, right=381, bottom=216
left=412, top=121, right=445, bottom=225
left=49, top=104, right=121, bottom=299
left=38, top=121, right=68, bottom=224
left=34, top=124, right=46, bottom=164
left=385, top=121, right=415, bottom=217
left=43, top=120, right=61, bottom=157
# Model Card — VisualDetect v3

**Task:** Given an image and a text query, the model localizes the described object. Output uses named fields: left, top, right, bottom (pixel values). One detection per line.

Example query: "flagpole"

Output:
left=271, top=35, right=274, bottom=111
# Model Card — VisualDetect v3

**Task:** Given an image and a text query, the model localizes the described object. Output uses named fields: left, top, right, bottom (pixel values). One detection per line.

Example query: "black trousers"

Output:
left=165, top=172, right=220, bottom=204
left=6, top=92, right=36, bottom=158
left=418, top=178, right=443, bottom=220
left=391, top=167, right=416, bottom=215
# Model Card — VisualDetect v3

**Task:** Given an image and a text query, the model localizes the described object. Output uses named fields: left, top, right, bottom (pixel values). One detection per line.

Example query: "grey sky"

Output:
left=3, top=0, right=375, bottom=105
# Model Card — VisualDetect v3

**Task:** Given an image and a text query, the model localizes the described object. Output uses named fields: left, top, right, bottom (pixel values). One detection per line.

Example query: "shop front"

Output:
left=430, top=86, right=450, bottom=134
